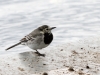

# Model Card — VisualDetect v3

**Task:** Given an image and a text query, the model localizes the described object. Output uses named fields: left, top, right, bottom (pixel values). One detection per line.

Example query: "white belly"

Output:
left=28, top=41, right=48, bottom=50
left=26, top=39, right=49, bottom=50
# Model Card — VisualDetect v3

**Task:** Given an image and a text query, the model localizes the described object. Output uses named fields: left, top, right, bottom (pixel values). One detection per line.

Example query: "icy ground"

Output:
left=0, top=37, right=100, bottom=75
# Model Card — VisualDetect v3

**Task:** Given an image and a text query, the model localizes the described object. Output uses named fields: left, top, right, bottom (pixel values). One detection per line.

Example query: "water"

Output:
left=0, top=0, right=100, bottom=55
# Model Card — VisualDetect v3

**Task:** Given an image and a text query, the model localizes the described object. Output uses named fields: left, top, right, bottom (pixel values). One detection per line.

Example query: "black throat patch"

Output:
left=44, top=33, right=53, bottom=44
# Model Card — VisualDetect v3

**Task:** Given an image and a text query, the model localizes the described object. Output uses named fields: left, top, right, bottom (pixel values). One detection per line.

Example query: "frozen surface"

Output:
left=0, top=36, right=100, bottom=75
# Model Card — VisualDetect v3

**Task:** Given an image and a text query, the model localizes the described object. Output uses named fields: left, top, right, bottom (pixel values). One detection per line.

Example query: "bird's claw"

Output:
left=35, top=52, right=45, bottom=57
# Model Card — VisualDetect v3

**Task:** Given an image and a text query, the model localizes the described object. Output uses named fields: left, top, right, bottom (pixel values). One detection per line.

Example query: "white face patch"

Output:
left=40, top=31, right=44, bottom=34
left=44, top=28, right=51, bottom=33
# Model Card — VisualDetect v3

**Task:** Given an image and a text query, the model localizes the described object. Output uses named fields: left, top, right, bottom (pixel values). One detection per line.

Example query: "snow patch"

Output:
left=0, top=36, right=100, bottom=75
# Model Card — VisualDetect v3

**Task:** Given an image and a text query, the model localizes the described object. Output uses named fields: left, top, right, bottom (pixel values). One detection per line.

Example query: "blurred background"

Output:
left=0, top=0, right=100, bottom=54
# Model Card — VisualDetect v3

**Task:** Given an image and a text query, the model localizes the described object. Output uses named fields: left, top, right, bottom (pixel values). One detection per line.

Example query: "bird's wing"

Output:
left=20, top=30, right=43, bottom=43
left=20, top=35, right=34, bottom=42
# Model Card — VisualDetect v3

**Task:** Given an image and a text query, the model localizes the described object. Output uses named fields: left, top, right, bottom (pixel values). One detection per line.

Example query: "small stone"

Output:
left=72, top=50, right=78, bottom=54
left=18, top=67, right=25, bottom=71
left=7, top=64, right=9, bottom=65
left=43, top=64, right=46, bottom=65
left=68, top=67, right=74, bottom=72
left=81, top=69, right=83, bottom=71
left=86, top=66, right=90, bottom=69
left=43, top=72, right=48, bottom=75
left=79, top=72, right=84, bottom=75
left=52, top=59, right=54, bottom=61
left=61, top=49, right=63, bottom=51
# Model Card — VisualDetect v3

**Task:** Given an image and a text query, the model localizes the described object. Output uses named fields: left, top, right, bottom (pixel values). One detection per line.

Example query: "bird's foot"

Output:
left=35, top=52, right=45, bottom=57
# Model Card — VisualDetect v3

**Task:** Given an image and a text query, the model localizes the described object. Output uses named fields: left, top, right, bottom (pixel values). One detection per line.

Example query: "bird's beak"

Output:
left=50, top=27, right=56, bottom=30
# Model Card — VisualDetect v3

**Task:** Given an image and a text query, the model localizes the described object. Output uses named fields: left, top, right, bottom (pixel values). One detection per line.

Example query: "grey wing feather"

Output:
left=20, top=29, right=42, bottom=43
left=20, top=35, right=35, bottom=43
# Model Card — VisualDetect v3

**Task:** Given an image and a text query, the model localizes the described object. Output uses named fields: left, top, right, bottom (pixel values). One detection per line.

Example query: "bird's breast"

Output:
left=44, top=33, right=53, bottom=44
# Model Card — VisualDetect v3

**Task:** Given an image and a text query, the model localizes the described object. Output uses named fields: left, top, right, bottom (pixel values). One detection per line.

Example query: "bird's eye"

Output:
left=46, top=28, right=48, bottom=30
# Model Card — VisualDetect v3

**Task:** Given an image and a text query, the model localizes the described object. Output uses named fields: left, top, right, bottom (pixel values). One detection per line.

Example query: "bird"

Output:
left=5, top=25, right=56, bottom=57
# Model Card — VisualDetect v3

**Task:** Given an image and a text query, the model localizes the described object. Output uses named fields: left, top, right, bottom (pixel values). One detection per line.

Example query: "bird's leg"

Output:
left=35, top=50, right=45, bottom=57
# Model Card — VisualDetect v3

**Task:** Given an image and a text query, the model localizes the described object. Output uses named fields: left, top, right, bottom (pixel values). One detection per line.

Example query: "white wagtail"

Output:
left=5, top=25, right=56, bottom=57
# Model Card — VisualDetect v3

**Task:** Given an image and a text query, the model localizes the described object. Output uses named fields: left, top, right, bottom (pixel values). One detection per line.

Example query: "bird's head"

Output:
left=38, top=25, right=56, bottom=34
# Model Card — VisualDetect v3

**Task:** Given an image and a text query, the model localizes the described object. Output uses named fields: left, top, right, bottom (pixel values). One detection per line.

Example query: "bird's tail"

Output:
left=5, top=42, right=21, bottom=51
